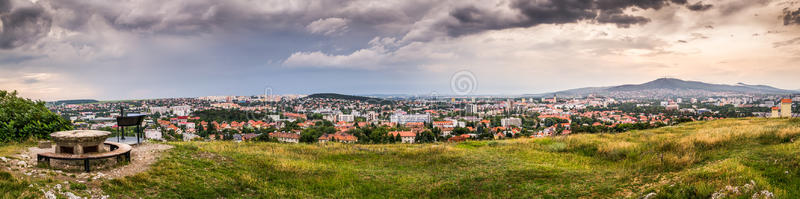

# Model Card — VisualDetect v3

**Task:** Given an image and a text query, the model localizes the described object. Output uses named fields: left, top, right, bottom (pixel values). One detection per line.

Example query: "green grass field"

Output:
left=3, top=118, right=800, bottom=198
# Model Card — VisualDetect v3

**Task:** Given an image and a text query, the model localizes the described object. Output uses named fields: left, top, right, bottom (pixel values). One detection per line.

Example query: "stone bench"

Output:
left=37, top=141, right=132, bottom=172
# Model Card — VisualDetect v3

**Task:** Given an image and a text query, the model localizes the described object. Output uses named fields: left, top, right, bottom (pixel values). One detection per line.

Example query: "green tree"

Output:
left=0, top=90, right=73, bottom=142
left=197, top=124, right=207, bottom=138
left=414, top=130, right=436, bottom=143
left=206, top=123, right=217, bottom=135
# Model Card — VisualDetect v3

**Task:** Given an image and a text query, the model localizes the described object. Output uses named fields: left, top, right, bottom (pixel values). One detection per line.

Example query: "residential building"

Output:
left=781, top=99, right=792, bottom=118
left=338, top=114, right=355, bottom=122
left=171, top=105, right=192, bottom=116
left=318, top=132, right=358, bottom=143
left=390, top=113, right=431, bottom=125
left=666, top=104, right=679, bottom=111
left=270, top=132, right=300, bottom=143
left=211, top=103, right=240, bottom=109
left=466, top=104, right=478, bottom=113
left=365, top=111, right=378, bottom=121
left=388, top=131, right=416, bottom=143
left=771, top=107, right=780, bottom=118
left=433, top=120, right=455, bottom=128
left=501, top=117, right=522, bottom=127
left=149, top=106, right=169, bottom=114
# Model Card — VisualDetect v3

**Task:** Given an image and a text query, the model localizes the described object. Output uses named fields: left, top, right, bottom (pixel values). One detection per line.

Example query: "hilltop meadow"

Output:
left=2, top=118, right=800, bottom=198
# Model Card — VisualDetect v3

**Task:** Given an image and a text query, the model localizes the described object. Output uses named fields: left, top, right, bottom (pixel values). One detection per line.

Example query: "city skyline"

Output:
left=1, top=0, right=799, bottom=100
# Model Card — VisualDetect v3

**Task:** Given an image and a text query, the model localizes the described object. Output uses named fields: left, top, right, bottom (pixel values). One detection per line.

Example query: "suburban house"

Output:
left=388, top=131, right=416, bottom=144
left=270, top=132, right=301, bottom=143
left=318, top=132, right=358, bottom=143
left=448, top=134, right=469, bottom=142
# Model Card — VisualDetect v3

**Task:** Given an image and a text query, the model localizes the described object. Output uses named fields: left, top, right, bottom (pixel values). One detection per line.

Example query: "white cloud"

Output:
left=283, top=43, right=386, bottom=69
left=306, top=17, right=349, bottom=36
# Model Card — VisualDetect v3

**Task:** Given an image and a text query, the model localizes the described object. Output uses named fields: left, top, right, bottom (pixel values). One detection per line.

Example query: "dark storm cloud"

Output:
left=784, top=7, right=800, bottom=25
left=0, top=0, right=52, bottom=49
left=444, top=1, right=598, bottom=37
left=596, top=9, right=650, bottom=28
left=443, top=0, right=692, bottom=37
left=44, top=0, right=282, bottom=34
left=717, top=0, right=769, bottom=16
left=0, top=0, right=10, bottom=12
left=41, top=0, right=436, bottom=36
left=686, top=1, right=713, bottom=11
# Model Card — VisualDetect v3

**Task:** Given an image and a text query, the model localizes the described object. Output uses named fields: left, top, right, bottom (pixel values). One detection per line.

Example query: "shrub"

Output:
left=70, top=182, right=87, bottom=190
left=0, top=90, right=72, bottom=143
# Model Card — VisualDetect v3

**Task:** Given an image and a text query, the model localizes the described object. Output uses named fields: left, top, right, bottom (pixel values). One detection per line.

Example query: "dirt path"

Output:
left=105, top=143, right=174, bottom=178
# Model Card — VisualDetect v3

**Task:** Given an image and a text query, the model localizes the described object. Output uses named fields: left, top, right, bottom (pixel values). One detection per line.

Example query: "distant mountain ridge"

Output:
left=51, top=99, right=99, bottom=105
left=305, top=93, right=392, bottom=104
left=533, top=78, right=797, bottom=98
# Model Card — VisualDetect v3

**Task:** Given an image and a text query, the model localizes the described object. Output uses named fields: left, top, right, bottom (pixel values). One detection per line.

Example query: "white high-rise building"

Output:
left=171, top=105, right=192, bottom=116
left=501, top=117, right=522, bottom=127
left=466, top=104, right=478, bottom=113
left=149, top=106, right=169, bottom=114
left=338, top=114, right=355, bottom=122
left=390, top=114, right=431, bottom=124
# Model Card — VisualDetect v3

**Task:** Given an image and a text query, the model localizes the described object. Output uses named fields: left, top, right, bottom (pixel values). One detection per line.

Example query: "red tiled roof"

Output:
left=782, top=99, right=792, bottom=103
left=433, top=121, right=453, bottom=125
left=269, top=132, right=300, bottom=139
left=283, top=113, right=306, bottom=119
left=318, top=132, right=358, bottom=142
left=388, top=131, right=416, bottom=137
left=405, top=122, right=424, bottom=126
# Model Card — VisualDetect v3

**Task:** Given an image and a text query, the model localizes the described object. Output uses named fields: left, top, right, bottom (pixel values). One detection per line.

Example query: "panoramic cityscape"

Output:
left=1, top=0, right=800, bottom=198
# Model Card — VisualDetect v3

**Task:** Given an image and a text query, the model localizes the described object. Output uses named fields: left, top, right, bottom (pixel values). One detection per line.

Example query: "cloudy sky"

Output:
left=1, top=0, right=799, bottom=100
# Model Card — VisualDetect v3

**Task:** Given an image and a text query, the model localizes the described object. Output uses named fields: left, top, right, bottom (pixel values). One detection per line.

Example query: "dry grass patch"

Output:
left=597, top=141, right=638, bottom=161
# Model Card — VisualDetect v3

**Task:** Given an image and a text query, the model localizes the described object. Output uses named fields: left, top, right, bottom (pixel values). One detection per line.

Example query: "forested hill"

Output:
left=305, top=93, right=391, bottom=104
left=52, top=99, right=99, bottom=105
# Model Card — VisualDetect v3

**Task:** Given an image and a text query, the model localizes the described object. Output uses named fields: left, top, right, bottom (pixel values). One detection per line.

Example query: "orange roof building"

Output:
left=388, top=131, right=416, bottom=143
left=780, top=99, right=793, bottom=118
left=318, top=132, right=358, bottom=143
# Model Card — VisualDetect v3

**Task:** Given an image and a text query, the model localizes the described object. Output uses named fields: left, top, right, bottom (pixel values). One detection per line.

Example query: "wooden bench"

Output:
left=37, top=141, right=132, bottom=172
